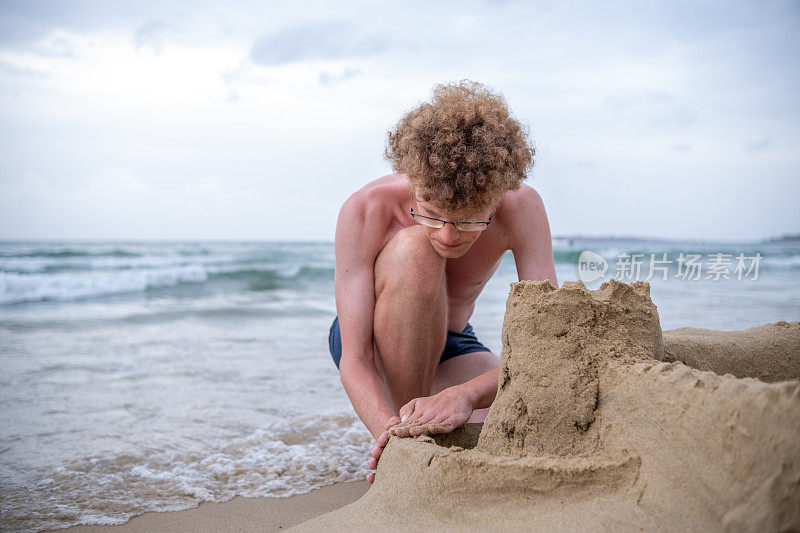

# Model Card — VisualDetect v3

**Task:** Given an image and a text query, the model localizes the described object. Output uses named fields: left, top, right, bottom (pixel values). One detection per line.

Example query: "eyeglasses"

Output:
left=410, top=195, right=493, bottom=232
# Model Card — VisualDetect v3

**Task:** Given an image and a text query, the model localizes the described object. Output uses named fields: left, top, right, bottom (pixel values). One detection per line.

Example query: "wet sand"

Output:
left=62, top=481, right=369, bottom=533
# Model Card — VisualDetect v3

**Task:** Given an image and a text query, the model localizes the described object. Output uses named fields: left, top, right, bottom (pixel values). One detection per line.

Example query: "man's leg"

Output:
left=373, top=225, right=449, bottom=413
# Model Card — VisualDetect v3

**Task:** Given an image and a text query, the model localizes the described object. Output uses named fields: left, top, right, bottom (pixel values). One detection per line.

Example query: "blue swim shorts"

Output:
left=328, top=315, right=491, bottom=370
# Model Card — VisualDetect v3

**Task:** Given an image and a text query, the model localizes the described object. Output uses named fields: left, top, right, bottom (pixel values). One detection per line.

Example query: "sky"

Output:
left=0, top=0, right=798, bottom=242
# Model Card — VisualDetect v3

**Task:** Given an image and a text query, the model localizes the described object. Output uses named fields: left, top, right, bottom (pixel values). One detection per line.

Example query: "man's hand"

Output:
left=366, top=415, right=401, bottom=483
left=388, top=386, right=474, bottom=438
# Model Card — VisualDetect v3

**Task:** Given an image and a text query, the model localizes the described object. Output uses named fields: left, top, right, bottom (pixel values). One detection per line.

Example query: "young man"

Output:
left=328, top=80, right=558, bottom=483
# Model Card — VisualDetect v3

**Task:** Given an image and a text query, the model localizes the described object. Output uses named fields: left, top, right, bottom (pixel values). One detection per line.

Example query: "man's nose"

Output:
left=439, top=223, right=461, bottom=243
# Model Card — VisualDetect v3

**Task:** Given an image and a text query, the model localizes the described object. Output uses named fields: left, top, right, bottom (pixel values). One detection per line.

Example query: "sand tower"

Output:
left=477, top=279, right=663, bottom=457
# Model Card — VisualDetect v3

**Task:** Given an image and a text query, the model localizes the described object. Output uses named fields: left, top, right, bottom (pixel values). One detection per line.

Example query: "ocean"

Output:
left=1, top=237, right=799, bottom=532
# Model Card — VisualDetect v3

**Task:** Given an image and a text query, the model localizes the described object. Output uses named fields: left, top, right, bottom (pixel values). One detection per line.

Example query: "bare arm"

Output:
left=511, top=184, right=559, bottom=287
left=334, top=194, right=397, bottom=440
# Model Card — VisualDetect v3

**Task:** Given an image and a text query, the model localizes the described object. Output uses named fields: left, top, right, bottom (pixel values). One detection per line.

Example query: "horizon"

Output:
left=1, top=231, right=798, bottom=245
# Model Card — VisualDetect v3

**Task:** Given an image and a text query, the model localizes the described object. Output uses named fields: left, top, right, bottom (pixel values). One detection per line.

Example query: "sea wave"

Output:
left=0, top=263, right=336, bottom=305
left=0, top=247, right=141, bottom=259
left=0, top=252, right=240, bottom=274
left=0, top=265, right=209, bottom=305
left=0, top=411, right=371, bottom=533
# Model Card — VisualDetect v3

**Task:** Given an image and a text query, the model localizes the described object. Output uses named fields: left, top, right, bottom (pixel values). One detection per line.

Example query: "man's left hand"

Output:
left=388, top=385, right=473, bottom=437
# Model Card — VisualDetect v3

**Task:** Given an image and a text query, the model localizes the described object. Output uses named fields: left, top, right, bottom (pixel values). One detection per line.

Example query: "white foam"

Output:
left=0, top=265, right=209, bottom=304
left=2, top=412, right=373, bottom=532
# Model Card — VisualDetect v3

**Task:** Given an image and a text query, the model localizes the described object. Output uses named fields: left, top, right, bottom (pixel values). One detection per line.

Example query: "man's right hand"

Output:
left=366, top=415, right=401, bottom=483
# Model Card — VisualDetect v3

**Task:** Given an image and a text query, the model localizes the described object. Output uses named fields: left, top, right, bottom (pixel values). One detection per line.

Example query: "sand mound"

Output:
left=660, top=321, right=800, bottom=383
left=293, top=280, right=800, bottom=532
left=477, top=280, right=663, bottom=458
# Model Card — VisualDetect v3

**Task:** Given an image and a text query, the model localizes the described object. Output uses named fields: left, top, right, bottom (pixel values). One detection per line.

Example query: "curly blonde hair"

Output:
left=384, top=80, right=535, bottom=214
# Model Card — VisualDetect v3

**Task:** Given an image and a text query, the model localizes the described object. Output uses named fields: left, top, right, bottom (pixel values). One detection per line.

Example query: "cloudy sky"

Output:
left=0, top=0, right=798, bottom=241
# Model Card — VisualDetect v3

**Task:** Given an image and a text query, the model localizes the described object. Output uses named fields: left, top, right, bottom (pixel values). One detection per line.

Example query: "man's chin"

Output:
left=432, top=241, right=469, bottom=257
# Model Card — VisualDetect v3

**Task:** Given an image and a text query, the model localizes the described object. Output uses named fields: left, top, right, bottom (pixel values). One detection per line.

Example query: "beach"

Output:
left=2, top=238, right=799, bottom=532
left=2, top=0, right=799, bottom=528
left=54, top=281, right=800, bottom=532
left=61, top=481, right=369, bottom=533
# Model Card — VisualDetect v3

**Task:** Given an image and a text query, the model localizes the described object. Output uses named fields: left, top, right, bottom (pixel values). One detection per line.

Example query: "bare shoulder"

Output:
left=342, top=174, right=404, bottom=212
left=336, top=174, right=405, bottom=261
left=495, top=184, right=548, bottom=247
left=500, top=183, right=545, bottom=213
left=496, top=183, right=557, bottom=286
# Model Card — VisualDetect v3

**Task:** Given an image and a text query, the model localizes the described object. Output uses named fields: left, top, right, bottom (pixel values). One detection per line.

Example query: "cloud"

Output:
left=671, top=143, right=693, bottom=152
left=48, top=35, right=77, bottom=57
left=0, top=60, right=51, bottom=80
left=249, top=20, right=391, bottom=65
left=744, top=137, right=772, bottom=152
left=0, top=2, right=71, bottom=46
left=0, top=1, right=796, bottom=241
left=0, top=1, right=147, bottom=47
left=604, top=91, right=676, bottom=110
left=134, top=21, right=169, bottom=54
left=318, top=66, right=362, bottom=86
left=604, top=90, right=697, bottom=130
left=649, top=105, right=697, bottom=130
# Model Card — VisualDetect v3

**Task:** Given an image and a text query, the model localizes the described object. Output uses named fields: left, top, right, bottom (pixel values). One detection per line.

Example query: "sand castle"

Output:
left=294, top=280, right=800, bottom=532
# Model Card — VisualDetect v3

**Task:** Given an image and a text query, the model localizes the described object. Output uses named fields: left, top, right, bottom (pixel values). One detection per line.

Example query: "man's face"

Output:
left=413, top=195, right=496, bottom=258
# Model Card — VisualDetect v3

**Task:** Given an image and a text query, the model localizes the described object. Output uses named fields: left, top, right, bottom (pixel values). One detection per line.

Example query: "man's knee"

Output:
left=375, top=226, right=444, bottom=297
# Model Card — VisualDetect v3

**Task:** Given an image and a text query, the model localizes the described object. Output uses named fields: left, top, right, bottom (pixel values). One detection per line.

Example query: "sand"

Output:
left=292, top=280, right=800, bottom=532
left=661, top=321, right=800, bottom=383
left=61, top=481, right=370, bottom=533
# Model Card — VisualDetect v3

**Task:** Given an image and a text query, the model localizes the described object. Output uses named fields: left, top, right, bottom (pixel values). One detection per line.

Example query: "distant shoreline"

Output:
left=1, top=232, right=797, bottom=244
